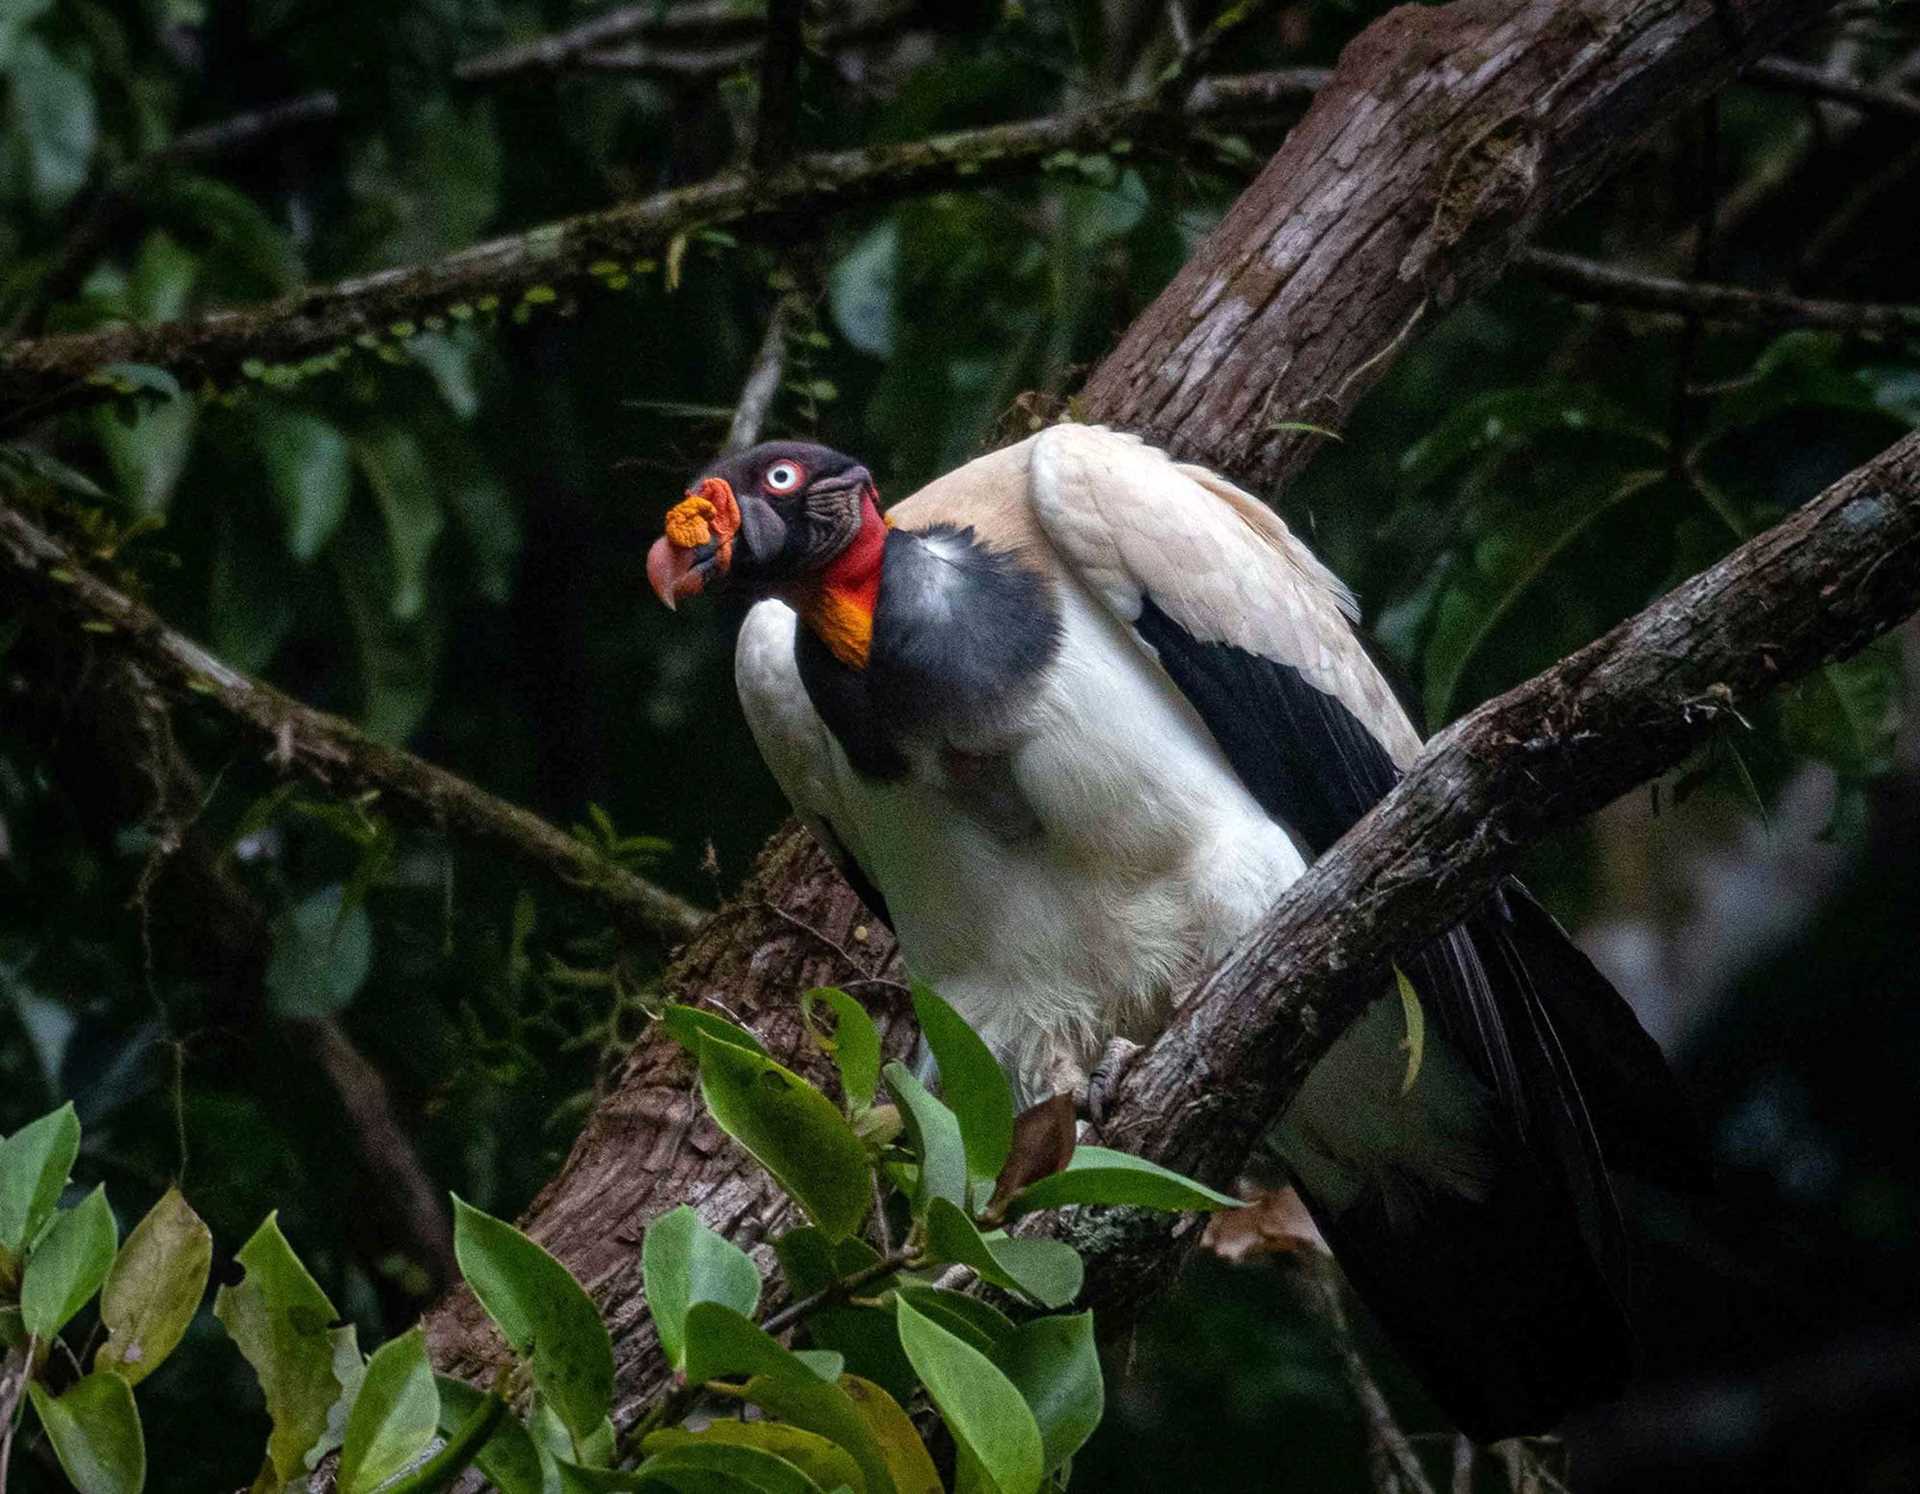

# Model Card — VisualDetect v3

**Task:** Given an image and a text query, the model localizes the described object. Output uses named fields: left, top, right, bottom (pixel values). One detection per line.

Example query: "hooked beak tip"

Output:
left=647, top=535, right=702, bottom=610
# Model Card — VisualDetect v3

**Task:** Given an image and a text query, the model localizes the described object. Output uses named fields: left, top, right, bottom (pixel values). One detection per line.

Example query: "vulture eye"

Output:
left=764, top=461, right=805, bottom=495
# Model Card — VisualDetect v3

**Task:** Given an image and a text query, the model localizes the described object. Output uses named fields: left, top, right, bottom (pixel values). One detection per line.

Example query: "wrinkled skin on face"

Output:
left=647, top=441, right=873, bottom=609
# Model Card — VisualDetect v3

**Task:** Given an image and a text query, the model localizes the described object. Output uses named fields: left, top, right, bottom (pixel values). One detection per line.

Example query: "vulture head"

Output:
left=647, top=441, right=877, bottom=610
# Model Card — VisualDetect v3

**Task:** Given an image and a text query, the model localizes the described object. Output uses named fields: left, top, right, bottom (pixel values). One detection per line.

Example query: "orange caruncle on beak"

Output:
left=647, top=476, right=741, bottom=609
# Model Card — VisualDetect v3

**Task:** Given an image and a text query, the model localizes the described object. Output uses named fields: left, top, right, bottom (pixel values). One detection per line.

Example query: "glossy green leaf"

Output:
left=911, top=985, right=1013, bottom=1182
left=641, top=1428, right=844, bottom=1482
left=1393, top=965, right=1426, bottom=1097
left=892, top=1285, right=1016, bottom=1357
left=0, top=1101, right=80, bottom=1256
left=256, top=407, right=353, bottom=561
left=694, top=1034, right=871, bottom=1241
left=660, top=1004, right=768, bottom=1058
left=896, top=1295, right=1043, bottom=1494
left=801, top=1305, right=917, bottom=1405
left=1004, top=1145, right=1239, bottom=1218
left=97, top=1187, right=212, bottom=1385
left=638, top=1438, right=831, bottom=1493
left=264, top=884, right=373, bottom=1018
left=881, top=1063, right=966, bottom=1217
left=642, top=1204, right=762, bottom=1373
left=452, top=1195, right=613, bottom=1450
left=436, top=1376, right=550, bottom=1494
left=22, top=1186, right=118, bottom=1339
left=7, top=36, right=97, bottom=215
left=772, top=1227, right=882, bottom=1300
left=740, top=1373, right=904, bottom=1494
left=802, top=988, right=882, bottom=1112
left=92, top=394, right=197, bottom=518
left=993, top=1313, right=1102, bottom=1475
left=1783, top=640, right=1903, bottom=780
left=354, top=426, right=446, bottom=621
left=646, top=1423, right=863, bottom=1493
left=682, top=1301, right=841, bottom=1386
left=923, top=1198, right=1081, bottom=1309
left=339, top=1327, right=440, bottom=1494
left=213, top=1213, right=345, bottom=1485
left=28, top=1373, right=146, bottom=1494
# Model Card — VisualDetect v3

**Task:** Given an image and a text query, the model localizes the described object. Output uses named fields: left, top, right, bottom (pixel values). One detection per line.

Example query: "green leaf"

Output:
left=436, top=1376, right=549, bottom=1494
left=637, top=1438, right=832, bottom=1493
left=256, top=407, right=353, bottom=561
left=91, top=391, right=197, bottom=518
left=1421, top=469, right=1667, bottom=726
left=910, top=985, right=1013, bottom=1182
left=681, top=1301, right=841, bottom=1386
left=922, top=1199, right=1082, bottom=1309
left=660, top=1004, right=768, bottom=1058
left=694, top=1034, right=871, bottom=1242
left=97, top=1186, right=212, bottom=1385
left=892, top=1286, right=1015, bottom=1358
left=209, top=504, right=295, bottom=672
left=354, top=426, right=445, bottom=621
left=339, top=1327, right=440, bottom=1494
left=1393, top=965, right=1426, bottom=1097
left=213, top=1213, right=346, bottom=1485
left=802, top=988, right=882, bottom=1112
left=264, top=884, right=373, bottom=1018
left=22, top=1186, right=118, bottom=1339
left=1782, top=639, right=1904, bottom=779
left=896, top=1296, right=1044, bottom=1494
left=1702, top=332, right=1892, bottom=444
left=27, top=1373, right=146, bottom=1494
left=772, top=1228, right=882, bottom=1300
left=645, top=1423, right=863, bottom=1493
left=642, top=1204, right=762, bottom=1374
left=0, top=1101, right=80, bottom=1256
left=451, top=1195, right=614, bottom=1451
left=992, top=1313, right=1102, bottom=1475
left=6, top=36, right=97, bottom=215
left=740, top=1372, right=913, bottom=1494
left=149, top=173, right=302, bottom=293
left=799, top=1306, right=917, bottom=1405
left=1003, top=1146, right=1239, bottom=1218
left=827, top=221, right=898, bottom=359
left=880, top=1063, right=966, bottom=1217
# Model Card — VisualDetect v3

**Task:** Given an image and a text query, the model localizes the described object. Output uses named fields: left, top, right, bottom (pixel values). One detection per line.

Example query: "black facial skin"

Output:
left=691, top=441, right=872, bottom=589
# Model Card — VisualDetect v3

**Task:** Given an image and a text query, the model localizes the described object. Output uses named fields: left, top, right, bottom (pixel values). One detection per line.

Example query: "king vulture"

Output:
left=647, top=423, right=1701, bottom=1442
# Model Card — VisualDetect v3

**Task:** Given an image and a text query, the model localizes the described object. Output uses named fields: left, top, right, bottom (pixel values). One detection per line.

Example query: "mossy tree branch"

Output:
left=0, top=70, right=1323, bottom=420
left=0, top=498, right=706, bottom=947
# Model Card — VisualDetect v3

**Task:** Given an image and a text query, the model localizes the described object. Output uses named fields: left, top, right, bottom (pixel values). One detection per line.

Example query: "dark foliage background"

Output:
left=2, top=1, right=1917, bottom=1489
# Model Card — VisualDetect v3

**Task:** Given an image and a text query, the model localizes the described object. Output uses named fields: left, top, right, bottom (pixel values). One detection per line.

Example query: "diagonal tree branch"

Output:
left=0, top=71, right=1322, bottom=420
left=0, top=499, right=706, bottom=947
left=1517, top=244, right=1920, bottom=336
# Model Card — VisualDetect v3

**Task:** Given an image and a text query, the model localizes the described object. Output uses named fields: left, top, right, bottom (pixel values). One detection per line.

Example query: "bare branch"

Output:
left=0, top=69, right=1322, bottom=420
left=1517, top=245, right=1920, bottom=336
left=1746, top=53, right=1920, bottom=121
left=1152, top=0, right=1280, bottom=108
left=0, top=499, right=707, bottom=947
left=724, top=293, right=802, bottom=453
left=455, top=0, right=766, bottom=84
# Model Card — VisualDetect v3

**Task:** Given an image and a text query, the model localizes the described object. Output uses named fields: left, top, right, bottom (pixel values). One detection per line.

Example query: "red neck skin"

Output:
left=814, top=488, right=887, bottom=615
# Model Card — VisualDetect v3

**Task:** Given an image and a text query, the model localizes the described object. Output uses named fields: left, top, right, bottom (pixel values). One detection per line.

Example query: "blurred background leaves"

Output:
left=2, top=0, right=1919, bottom=1490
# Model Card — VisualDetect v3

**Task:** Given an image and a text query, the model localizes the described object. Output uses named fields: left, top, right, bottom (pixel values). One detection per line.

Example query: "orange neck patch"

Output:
left=797, top=490, right=886, bottom=669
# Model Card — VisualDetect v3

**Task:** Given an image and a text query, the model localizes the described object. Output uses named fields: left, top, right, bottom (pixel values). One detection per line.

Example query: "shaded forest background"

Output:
left=2, top=0, right=1918, bottom=1489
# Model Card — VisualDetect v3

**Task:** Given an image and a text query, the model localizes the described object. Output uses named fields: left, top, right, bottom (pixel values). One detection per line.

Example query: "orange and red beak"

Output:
left=648, top=476, right=742, bottom=610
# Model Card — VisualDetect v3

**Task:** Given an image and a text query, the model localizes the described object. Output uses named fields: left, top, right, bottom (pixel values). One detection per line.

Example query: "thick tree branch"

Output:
left=1517, top=245, right=1920, bottom=336
left=0, top=499, right=705, bottom=946
left=0, top=70, right=1320, bottom=419
left=1081, top=428, right=1920, bottom=1300
left=411, top=0, right=1858, bottom=1446
left=1078, top=0, right=1842, bottom=489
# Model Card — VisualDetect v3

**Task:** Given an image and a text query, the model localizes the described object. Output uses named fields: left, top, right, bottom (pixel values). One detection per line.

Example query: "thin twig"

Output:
left=0, top=1345, right=29, bottom=1494
left=759, top=1245, right=919, bottom=1337
left=1517, top=247, right=1920, bottom=337
left=1292, top=1253, right=1438, bottom=1494
left=1153, top=0, right=1280, bottom=109
left=723, top=294, right=800, bottom=454
left=456, top=0, right=765, bottom=83
left=1746, top=54, right=1920, bottom=122
left=0, top=499, right=707, bottom=946
left=762, top=900, right=906, bottom=992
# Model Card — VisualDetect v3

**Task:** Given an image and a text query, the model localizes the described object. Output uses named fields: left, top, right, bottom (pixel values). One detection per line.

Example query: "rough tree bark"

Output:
left=414, top=0, right=1855, bottom=1440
